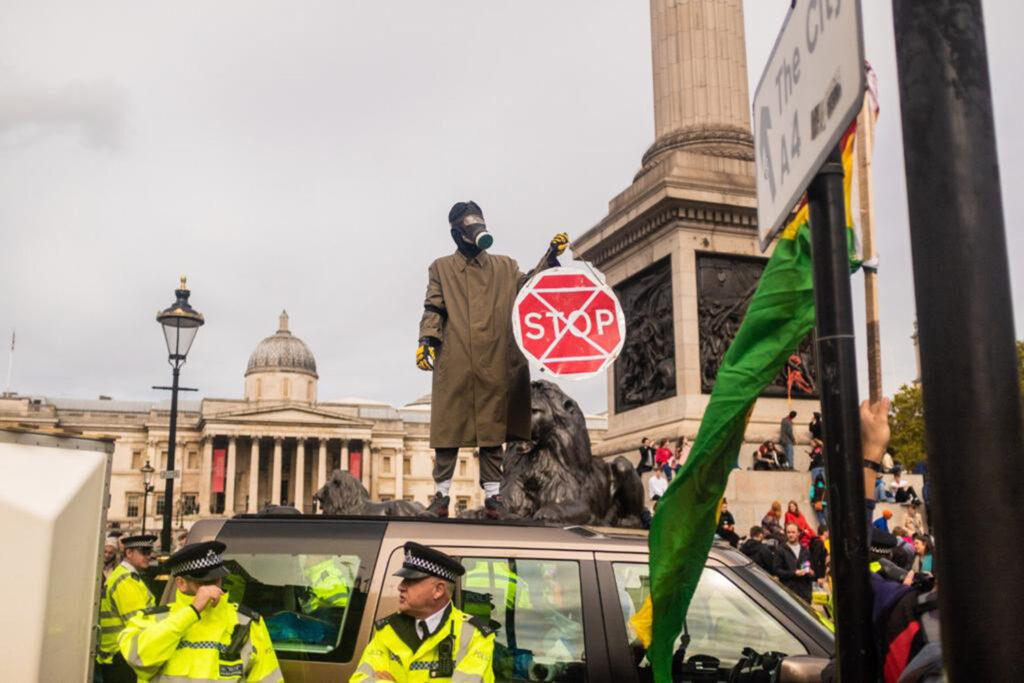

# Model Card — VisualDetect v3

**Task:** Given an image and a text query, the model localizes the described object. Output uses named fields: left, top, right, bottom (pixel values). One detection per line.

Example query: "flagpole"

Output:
left=856, top=98, right=883, bottom=402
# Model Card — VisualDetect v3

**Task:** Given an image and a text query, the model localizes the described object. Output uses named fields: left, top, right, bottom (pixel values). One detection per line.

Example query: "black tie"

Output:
left=418, top=621, right=429, bottom=641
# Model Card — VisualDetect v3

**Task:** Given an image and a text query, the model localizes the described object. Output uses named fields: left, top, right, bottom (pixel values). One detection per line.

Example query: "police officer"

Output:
left=301, top=554, right=353, bottom=613
left=118, top=541, right=282, bottom=683
left=351, top=542, right=495, bottom=682
left=96, top=533, right=157, bottom=682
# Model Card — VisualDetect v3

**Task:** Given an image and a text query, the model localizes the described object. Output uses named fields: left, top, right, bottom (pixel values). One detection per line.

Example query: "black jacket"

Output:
left=637, top=445, right=655, bottom=470
left=740, top=538, right=775, bottom=575
left=773, top=542, right=814, bottom=603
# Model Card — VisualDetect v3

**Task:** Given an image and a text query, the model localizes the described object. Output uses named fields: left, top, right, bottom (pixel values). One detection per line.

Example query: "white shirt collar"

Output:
left=119, top=559, right=137, bottom=574
left=417, top=601, right=451, bottom=637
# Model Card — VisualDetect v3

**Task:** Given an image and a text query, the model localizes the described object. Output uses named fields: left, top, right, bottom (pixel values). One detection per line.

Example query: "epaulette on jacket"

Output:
left=374, top=616, right=390, bottom=631
left=236, top=604, right=259, bottom=620
left=143, top=605, right=170, bottom=616
left=467, top=615, right=494, bottom=637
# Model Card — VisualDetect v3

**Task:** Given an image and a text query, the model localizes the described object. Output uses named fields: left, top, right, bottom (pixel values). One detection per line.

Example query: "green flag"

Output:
left=647, top=123, right=861, bottom=680
left=646, top=215, right=814, bottom=680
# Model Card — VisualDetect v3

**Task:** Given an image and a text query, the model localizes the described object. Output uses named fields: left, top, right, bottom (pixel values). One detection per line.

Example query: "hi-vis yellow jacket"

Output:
left=302, top=556, right=352, bottom=612
left=118, top=589, right=283, bottom=683
left=351, top=604, right=494, bottom=683
left=97, top=561, right=155, bottom=664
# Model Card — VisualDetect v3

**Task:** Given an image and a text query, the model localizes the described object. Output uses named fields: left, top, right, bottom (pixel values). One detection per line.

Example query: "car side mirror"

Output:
left=777, top=655, right=831, bottom=682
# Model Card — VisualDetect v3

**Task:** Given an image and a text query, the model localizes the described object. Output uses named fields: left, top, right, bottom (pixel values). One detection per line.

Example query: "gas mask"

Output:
left=454, top=213, right=493, bottom=250
left=448, top=201, right=493, bottom=255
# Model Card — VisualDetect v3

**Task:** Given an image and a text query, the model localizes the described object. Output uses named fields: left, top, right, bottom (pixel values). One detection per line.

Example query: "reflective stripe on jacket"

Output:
left=118, top=589, right=283, bottom=683
left=97, top=561, right=155, bottom=663
left=302, top=557, right=352, bottom=611
left=350, top=604, right=494, bottom=683
left=463, top=562, right=531, bottom=611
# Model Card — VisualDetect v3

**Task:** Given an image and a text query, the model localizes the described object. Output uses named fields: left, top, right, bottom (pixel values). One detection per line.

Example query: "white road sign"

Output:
left=160, top=469, right=181, bottom=479
left=753, top=0, right=865, bottom=251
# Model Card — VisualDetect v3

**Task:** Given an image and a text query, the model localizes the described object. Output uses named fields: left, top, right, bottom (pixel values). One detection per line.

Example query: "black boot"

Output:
left=427, top=492, right=450, bottom=518
left=484, top=495, right=507, bottom=520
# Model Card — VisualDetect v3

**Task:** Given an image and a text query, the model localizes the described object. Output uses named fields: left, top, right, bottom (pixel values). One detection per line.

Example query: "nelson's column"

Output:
left=574, top=0, right=819, bottom=466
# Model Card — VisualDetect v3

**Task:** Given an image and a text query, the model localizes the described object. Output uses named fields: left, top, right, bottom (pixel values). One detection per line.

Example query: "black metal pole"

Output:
left=141, top=486, right=148, bottom=536
left=892, top=2, right=1024, bottom=679
left=161, top=364, right=180, bottom=553
left=808, top=145, right=877, bottom=682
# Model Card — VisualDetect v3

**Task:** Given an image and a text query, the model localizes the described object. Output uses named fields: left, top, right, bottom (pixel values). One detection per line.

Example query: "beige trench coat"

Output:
left=419, top=249, right=552, bottom=448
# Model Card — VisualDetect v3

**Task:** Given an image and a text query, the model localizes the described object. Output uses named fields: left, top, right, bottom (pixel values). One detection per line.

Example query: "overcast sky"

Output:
left=2, top=1, right=1021, bottom=415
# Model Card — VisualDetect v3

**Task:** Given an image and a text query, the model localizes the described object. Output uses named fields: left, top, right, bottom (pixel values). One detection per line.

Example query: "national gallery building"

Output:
left=0, top=312, right=606, bottom=533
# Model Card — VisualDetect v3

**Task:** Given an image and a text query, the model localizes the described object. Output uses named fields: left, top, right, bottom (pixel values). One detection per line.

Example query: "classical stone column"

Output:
left=295, top=438, right=306, bottom=513
left=644, top=0, right=753, bottom=166
left=317, top=439, right=327, bottom=492
left=271, top=437, right=283, bottom=506
left=199, top=437, right=213, bottom=514
left=395, top=447, right=404, bottom=501
left=248, top=437, right=260, bottom=513
left=340, top=439, right=349, bottom=471
left=361, top=440, right=372, bottom=492
left=225, top=436, right=237, bottom=514
left=176, top=440, right=186, bottom=518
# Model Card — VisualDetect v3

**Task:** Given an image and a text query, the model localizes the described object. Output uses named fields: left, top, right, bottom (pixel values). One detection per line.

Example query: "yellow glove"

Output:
left=550, top=232, right=570, bottom=256
left=416, top=343, right=436, bottom=371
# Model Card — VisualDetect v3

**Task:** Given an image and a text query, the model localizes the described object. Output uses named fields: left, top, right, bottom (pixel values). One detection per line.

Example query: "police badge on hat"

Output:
left=393, top=542, right=465, bottom=583
left=165, top=541, right=230, bottom=581
left=121, top=534, right=157, bottom=551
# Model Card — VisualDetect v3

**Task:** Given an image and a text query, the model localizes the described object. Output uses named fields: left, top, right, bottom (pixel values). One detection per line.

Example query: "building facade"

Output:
left=0, top=311, right=606, bottom=534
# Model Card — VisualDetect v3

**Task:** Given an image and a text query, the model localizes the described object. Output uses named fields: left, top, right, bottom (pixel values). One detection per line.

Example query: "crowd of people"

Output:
left=634, top=413, right=936, bottom=619
left=637, top=436, right=690, bottom=502
left=733, top=499, right=831, bottom=603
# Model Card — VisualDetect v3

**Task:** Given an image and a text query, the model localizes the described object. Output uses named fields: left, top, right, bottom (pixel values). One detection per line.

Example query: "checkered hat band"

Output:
left=171, top=550, right=223, bottom=576
left=123, top=540, right=154, bottom=549
left=405, top=553, right=456, bottom=582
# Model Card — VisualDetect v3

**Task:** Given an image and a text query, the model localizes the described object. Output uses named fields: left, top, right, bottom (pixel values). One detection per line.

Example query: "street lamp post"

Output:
left=155, top=277, right=204, bottom=553
left=140, top=460, right=155, bottom=536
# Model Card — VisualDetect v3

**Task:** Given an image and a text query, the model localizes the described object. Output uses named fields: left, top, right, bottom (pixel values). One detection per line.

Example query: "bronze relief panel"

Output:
left=613, top=257, right=677, bottom=412
left=696, top=252, right=817, bottom=397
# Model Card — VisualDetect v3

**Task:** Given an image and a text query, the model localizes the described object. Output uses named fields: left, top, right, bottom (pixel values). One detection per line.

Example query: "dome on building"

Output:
left=245, top=311, right=318, bottom=378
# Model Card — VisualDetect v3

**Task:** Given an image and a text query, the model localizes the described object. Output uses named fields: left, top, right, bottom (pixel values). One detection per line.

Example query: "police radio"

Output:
left=432, top=621, right=456, bottom=678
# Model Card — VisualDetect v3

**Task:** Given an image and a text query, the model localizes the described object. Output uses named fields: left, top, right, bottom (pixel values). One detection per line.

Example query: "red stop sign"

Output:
left=512, top=267, right=625, bottom=378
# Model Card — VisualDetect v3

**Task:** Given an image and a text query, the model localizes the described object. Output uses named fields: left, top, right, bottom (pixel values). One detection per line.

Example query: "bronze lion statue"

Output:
left=496, top=380, right=645, bottom=527
left=313, top=470, right=430, bottom=517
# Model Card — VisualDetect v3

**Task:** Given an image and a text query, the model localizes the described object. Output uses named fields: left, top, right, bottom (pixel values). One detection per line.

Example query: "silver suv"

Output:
left=177, top=515, right=834, bottom=681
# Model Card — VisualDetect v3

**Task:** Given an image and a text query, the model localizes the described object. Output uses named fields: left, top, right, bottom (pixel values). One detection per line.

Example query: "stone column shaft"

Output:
left=341, top=440, right=349, bottom=471
left=225, top=437, right=237, bottom=514
left=361, top=440, right=372, bottom=492
left=317, top=439, right=328, bottom=492
left=199, top=438, right=213, bottom=514
left=395, top=448, right=404, bottom=501
left=295, top=439, right=306, bottom=513
left=271, top=438, right=283, bottom=506
left=248, top=437, right=260, bottom=513
left=650, top=0, right=750, bottom=137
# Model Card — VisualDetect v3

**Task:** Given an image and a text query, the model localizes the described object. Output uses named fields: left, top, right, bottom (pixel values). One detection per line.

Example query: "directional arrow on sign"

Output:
left=759, top=106, right=776, bottom=202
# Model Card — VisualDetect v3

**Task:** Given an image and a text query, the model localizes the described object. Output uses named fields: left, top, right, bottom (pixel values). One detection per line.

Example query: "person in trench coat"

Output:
left=417, top=200, right=568, bottom=518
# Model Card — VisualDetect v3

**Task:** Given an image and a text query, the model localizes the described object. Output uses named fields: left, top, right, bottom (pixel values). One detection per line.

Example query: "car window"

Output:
left=213, top=520, right=383, bottom=663
left=222, top=553, right=361, bottom=656
left=459, top=557, right=587, bottom=682
left=612, top=562, right=807, bottom=674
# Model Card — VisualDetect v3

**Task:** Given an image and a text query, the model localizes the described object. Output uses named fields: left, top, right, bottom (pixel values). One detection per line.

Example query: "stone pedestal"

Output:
left=573, top=0, right=819, bottom=460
